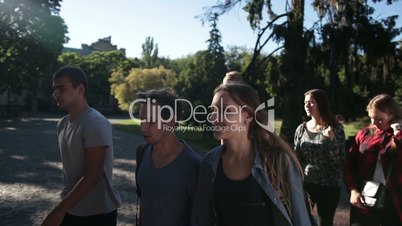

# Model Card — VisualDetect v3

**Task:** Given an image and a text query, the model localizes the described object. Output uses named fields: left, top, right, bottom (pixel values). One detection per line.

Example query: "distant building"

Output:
left=62, top=36, right=126, bottom=56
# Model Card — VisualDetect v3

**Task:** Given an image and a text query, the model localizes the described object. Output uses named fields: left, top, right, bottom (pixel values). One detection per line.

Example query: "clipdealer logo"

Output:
left=128, top=97, right=275, bottom=133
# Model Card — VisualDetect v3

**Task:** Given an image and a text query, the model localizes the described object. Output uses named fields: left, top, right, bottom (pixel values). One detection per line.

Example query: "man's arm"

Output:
left=42, top=146, right=107, bottom=226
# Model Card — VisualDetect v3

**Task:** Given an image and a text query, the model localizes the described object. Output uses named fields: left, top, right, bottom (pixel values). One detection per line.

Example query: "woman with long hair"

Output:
left=294, top=89, right=346, bottom=226
left=344, top=94, right=402, bottom=226
left=192, top=82, right=311, bottom=226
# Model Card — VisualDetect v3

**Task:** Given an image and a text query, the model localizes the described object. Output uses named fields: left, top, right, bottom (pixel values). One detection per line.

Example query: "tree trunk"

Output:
left=279, top=0, right=306, bottom=145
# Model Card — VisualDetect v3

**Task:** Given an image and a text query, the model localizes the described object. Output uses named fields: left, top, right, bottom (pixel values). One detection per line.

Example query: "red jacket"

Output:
left=344, top=127, right=402, bottom=222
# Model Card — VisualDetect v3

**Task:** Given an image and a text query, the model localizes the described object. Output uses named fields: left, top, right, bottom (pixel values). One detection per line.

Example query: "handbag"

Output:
left=361, top=180, right=387, bottom=209
left=361, top=154, right=394, bottom=210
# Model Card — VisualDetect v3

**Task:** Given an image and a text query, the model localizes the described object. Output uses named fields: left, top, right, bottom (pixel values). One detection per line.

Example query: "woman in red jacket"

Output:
left=344, top=94, right=402, bottom=226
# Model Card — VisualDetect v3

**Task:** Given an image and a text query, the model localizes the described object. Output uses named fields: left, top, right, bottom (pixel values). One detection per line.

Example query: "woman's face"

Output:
left=209, top=91, right=251, bottom=141
left=304, top=94, right=320, bottom=118
left=368, top=108, right=394, bottom=131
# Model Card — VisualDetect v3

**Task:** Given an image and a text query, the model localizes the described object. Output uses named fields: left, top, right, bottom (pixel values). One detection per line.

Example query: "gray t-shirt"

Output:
left=57, top=107, right=121, bottom=216
left=137, top=142, right=201, bottom=226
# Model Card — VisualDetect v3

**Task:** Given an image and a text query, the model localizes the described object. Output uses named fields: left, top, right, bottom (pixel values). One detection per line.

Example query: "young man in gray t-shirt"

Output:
left=42, top=66, right=120, bottom=226
left=135, top=88, right=201, bottom=226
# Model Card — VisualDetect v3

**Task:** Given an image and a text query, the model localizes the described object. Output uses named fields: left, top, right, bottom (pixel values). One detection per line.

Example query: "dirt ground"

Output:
left=0, top=114, right=143, bottom=226
left=0, top=113, right=350, bottom=226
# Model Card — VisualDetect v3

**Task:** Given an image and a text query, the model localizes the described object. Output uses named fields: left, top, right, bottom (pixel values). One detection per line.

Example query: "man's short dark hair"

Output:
left=53, top=66, right=88, bottom=95
left=136, top=87, right=181, bottom=120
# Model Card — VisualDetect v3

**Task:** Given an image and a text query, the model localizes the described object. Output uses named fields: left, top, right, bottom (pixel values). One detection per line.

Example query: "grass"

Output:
left=113, top=119, right=219, bottom=152
left=113, top=119, right=283, bottom=151
left=342, top=117, right=370, bottom=138
left=112, top=118, right=366, bottom=151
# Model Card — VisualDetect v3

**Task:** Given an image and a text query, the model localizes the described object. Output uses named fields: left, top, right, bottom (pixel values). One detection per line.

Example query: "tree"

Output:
left=58, top=50, right=135, bottom=109
left=141, top=36, right=159, bottom=68
left=225, top=46, right=252, bottom=72
left=202, top=0, right=401, bottom=142
left=308, top=1, right=402, bottom=119
left=177, top=14, right=227, bottom=125
left=279, top=0, right=308, bottom=142
left=109, top=67, right=177, bottom=111
left=0, top=0, right=67, bottom=110
left=201, top=0, right=306, bottom=142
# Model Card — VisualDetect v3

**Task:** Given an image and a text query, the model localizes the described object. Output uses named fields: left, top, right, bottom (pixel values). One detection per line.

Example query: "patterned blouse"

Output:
left=294, top=123, right=346, bottom=186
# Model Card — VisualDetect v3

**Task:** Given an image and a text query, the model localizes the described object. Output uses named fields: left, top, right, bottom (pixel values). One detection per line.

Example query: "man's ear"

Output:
left=78, top=84, right=85, bottom=95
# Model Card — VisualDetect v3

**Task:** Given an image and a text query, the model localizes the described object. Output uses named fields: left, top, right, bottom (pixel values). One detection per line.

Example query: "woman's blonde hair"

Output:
left=366, top=94, right=402, bottom=119
left=214, top=82, right=302, bottom=214
left=222, top=71, right=243, bottom=84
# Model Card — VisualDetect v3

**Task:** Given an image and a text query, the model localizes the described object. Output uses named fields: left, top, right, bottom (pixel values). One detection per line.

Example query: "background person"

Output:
left=294, top=89, right=346, bottom=226
left=344, top=93, right=402, bottom=226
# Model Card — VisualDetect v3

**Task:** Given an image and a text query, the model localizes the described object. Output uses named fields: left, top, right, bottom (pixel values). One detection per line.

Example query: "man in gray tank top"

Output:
left=135, top=88, right=201, bottom=226
left=42, top=66, right=121, bottom=226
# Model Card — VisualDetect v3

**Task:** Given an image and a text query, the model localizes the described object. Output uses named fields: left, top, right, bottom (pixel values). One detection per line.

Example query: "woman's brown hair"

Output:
left=304, top=89, right=338, bottom=127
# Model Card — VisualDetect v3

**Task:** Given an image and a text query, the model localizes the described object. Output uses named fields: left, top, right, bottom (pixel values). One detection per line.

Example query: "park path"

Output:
left=0, top=113, right=350, bottom=226
left=0, top=113, right=142, bottom=226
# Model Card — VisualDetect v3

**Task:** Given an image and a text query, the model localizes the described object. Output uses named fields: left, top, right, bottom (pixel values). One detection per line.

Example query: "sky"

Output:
left=59, top=0, right=402, bottom=59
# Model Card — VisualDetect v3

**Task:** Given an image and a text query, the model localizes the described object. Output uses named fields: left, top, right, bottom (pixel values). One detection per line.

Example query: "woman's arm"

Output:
left=325, top=124, right=346, bottom=170
left=344, top=129, right=366, bottom=191
left=293, top=124, right=305, bottom=162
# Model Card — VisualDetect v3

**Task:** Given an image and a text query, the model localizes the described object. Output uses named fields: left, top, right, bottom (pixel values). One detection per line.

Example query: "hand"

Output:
left=322, top=126, right=335, bottom=140
left=390, top=118, right=402, bottom=135
left=350, top=189, right=366, bottom=209
left=41, top=208, right=66, bottom=226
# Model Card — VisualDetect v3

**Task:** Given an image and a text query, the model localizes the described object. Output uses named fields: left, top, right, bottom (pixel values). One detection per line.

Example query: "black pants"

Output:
left=304, top=182, right=340, bottom=226
left=350, top=190, right=401, bottom=226
left=61, top=210, right=117, bottom=226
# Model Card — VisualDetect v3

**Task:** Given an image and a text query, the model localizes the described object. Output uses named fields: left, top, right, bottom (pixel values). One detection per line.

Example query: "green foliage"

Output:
left=58, top=50, right=134, bottom=107
left=141, top=36, right=159, bottom=68
left=0, top=0, right=67, bottom=93
left=110, top=67, right=177, bottom=111
left=206, top=14, right=225, bottom=58
left=225, top=46, right=251, bottom=72
left=176, top=14, right=227, bottom=124
left=203, top=0, right=401, bottom=143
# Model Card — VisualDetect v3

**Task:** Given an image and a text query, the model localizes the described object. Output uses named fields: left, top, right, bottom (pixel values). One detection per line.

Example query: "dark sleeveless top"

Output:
left=213, top=158, right=274, bottom=226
